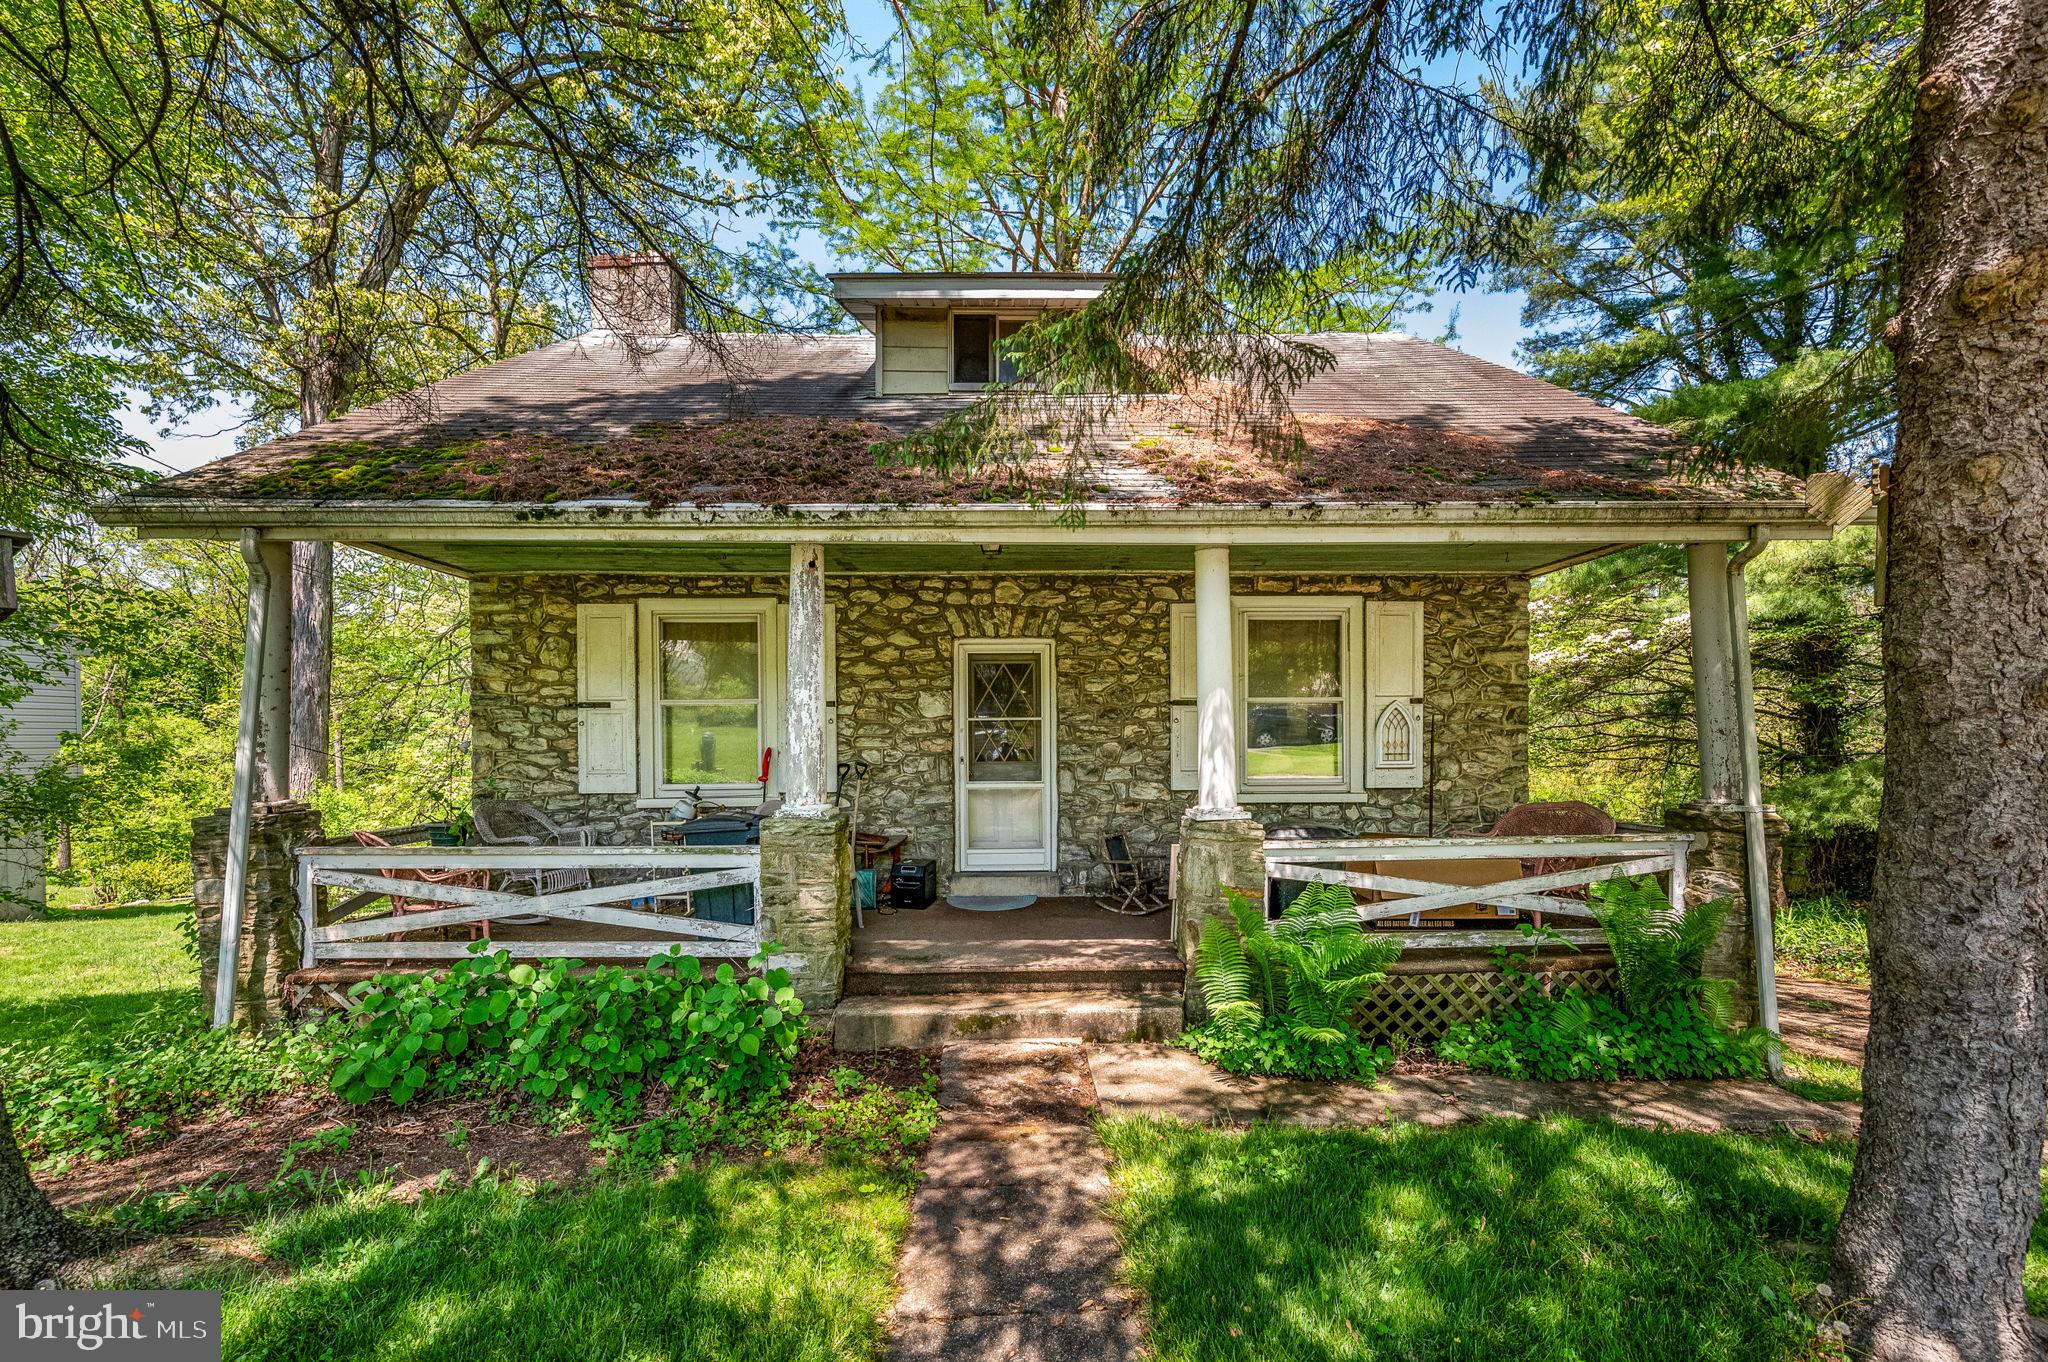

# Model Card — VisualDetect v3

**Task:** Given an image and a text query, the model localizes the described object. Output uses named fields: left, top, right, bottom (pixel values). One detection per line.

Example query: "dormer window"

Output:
left=952, top=314, right=1029, bottom=388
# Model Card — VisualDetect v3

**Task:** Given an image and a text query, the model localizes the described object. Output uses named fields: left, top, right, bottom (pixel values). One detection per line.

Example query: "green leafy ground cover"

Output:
left=1775, top=896, right=1870, bottom=983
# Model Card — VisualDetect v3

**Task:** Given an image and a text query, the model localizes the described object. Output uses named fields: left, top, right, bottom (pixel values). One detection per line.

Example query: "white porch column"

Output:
left=256, top=541, right=292, bottom=801
left=1685, top=541, right=1742, bottom=804
left=783, top=542, right=830, bottom=815
left=215, top=531, right=278, bottom=1028
left=1192, top=545, right=1245, bottom=819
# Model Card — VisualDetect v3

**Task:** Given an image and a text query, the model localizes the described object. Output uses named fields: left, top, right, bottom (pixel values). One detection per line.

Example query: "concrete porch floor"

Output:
left=855, top=895, right=1170, bottom=945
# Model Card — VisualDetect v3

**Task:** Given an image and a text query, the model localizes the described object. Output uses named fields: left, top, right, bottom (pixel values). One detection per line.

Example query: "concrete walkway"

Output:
left=886, top=1041, right=1142, bottom=1362
left=1088, top=1043, right=1861, bottom=1136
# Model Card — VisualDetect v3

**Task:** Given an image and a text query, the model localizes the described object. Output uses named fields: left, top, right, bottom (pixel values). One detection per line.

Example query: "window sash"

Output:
left=1236, top=604, right=1359, bottom=791
left=640, top=600, right=779, bottom=800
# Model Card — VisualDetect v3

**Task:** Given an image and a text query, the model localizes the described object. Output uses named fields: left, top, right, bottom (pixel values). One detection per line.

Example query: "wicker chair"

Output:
left=1486, top=800, right=1618, bottom=920
left=351, top=831, right=491, bottom=940
left=471, top=801, right=593, bottom=915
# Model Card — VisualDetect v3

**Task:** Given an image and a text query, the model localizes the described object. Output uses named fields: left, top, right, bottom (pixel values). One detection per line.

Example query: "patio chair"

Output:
left=350, top=831, right=490, bottom=940
left=470, top=800, right=593, bottom=920
left=1089, top=833, right=1170, bottom=916
left=1486, top=800, right=1618, bottom=921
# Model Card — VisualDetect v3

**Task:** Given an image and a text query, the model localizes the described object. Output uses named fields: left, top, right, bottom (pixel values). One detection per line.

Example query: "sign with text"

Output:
left=4, top=1292, right=220, bottom=1361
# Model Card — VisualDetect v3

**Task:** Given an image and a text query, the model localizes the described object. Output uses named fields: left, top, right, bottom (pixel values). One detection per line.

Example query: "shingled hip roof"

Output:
left=113, top=330, right=1801, bottom=513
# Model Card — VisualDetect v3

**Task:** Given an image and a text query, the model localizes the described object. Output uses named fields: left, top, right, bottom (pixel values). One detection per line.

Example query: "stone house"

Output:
left=98, top=263, right=1866, bottom=1043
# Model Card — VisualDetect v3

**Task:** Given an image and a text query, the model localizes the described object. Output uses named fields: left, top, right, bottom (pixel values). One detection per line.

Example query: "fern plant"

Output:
left=1587, top=874, right=1732, bottom=1019
left=1185, top=883, right=1401, bottom=1078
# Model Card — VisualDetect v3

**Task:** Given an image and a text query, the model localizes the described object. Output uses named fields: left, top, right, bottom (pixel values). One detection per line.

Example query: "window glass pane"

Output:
left=969, top=656, right=1039, bottom=718
left=1245, top=616, right=1341, bottom=697
left=953, top=314, right=994, bottom=384
left=663, top=703, right=760, bottom=784
left=996, top=318, right=1027, bottom=384
left=968, top=717, right=1043, bottom=783
left=1245, top=701, right=1342, bottom=780
left=660, top=619, right=758, bottom=701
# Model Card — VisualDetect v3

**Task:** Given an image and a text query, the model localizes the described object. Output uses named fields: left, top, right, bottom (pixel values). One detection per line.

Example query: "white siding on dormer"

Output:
left=876, top=309, right=949, bottom=395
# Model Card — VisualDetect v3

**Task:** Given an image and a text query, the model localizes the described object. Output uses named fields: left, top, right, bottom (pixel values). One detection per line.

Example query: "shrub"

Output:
left=1437, top=877, right=1773, bottom=1082
left=330, top=944, right=804, bottom=1125
left=1, top=1003, right=329, bottom=1165
left=1775, top=894, right=1868, bottom=982
left=1177, top=883, right=1399, bottom=1080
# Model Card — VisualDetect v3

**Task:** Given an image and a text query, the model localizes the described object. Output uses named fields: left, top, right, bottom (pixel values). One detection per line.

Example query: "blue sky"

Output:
left=119, top=1, right=1534, bottom=474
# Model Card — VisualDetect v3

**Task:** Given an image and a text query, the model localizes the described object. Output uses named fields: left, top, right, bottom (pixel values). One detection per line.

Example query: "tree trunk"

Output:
left=288, top=540, right=332, bottom=797
left=1828, top=0, right=2048, bottom=1355
left=0, top=1086, right=77, bottom=1288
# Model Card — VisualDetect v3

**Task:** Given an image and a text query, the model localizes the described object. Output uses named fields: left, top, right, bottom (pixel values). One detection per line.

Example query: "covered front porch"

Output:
left=174, top=492, right=1862, bottom=1040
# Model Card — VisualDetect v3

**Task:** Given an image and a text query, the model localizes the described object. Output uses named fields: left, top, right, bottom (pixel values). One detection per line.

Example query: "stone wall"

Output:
left=470, top=572, right=1529, bottom=891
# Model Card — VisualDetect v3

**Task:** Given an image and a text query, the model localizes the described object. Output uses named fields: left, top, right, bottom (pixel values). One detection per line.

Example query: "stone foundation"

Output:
left=759, top=808, right=852, bottom=1017
left=1171, top=816, right=1269, bottom=1023
left=470, top=572, right=1530, bottom=891
left=192, top=800, right=325, bottom=1028
left=1665, top=802, right=1787, bottom=1028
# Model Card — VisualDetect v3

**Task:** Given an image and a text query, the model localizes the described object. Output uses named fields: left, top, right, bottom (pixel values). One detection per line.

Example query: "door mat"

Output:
left=946, top=894, right=1038, bottom=912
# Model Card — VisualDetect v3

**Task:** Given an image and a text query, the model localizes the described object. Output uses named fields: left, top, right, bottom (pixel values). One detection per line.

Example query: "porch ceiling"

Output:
left=363, top=539, right=1621, bottom=578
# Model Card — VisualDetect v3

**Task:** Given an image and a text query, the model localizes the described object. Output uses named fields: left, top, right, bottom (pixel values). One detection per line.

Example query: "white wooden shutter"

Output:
left=1365, top=600, right=1425, bottom=789
left=1168, top=603, right=1197, bottom=790
left=576, top=603, right=638, bottom=794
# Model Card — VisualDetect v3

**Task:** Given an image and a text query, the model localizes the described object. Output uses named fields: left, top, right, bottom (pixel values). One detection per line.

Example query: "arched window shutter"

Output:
left=1365, top=600, right=1425, bottom=789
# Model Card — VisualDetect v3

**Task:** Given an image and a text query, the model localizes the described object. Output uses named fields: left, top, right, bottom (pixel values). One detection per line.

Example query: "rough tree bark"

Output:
left=1828, top=0, right=2048, bottom=1355
left=0, top=1085, right=77, bottom=1288
left=288, top=539, right=332, bottom=797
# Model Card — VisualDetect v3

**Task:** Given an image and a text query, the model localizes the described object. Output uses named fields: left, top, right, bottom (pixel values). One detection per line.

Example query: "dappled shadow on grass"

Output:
left=1102, top=1116, right=1859, bottom=1362
left=163, top=1159, right=908, bottom=1362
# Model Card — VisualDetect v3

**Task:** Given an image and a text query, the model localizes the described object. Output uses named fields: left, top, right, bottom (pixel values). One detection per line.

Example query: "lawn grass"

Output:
left=99, top=1155, right=911, bottom=1362
left=1103, top=1117, right=1878, bottom=1361
left=1781, top=1051, right=1863, bottom=1104
left=1775, top=895, right=1868, bottom=982
left=0, top=900, right=197, bottom=1049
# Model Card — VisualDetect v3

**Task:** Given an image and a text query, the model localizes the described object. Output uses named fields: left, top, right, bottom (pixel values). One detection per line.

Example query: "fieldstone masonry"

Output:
left=759, top=808, right=853, bottom=1014
left=191, top=800, right=325, bottom=1027
left=469, top=572, right=1530, bottom=893
left=1172, top=816, right=1270, bottom=1022
left=1665, top=801, right=1788, bottom=1028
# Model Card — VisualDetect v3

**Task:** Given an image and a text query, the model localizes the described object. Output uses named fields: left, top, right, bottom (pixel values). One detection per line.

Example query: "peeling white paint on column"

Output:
left=784, top=542, right=830, bottom=815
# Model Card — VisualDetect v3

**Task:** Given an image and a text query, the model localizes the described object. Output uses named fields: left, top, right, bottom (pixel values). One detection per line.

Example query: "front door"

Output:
left=954, top=640, right=1056, bottom=872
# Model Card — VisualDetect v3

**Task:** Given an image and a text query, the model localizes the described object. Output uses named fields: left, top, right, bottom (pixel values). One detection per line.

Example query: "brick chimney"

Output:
left=588, top=253, right=683, bottom=336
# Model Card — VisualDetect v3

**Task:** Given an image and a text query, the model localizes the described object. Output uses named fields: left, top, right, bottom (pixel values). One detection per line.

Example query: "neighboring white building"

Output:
left=1, top=649, right=80, bottom=914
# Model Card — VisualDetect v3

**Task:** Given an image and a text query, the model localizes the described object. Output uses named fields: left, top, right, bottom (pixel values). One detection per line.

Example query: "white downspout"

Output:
left=1726, top=528, right=1781, bottom=1073
left=214, top=530, right=273, bottom=1028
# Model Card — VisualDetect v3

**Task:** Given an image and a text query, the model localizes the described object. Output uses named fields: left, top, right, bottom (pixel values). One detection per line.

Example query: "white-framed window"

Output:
left=639, top=598, right=781, bottom=801
left=576, top=596, right=838, bottom=804
left=1237, top=601, right=1360, bottom=792
left=1170, top=596, right=1418, bottom=798
left=950, top=312, right=1030, bottom=387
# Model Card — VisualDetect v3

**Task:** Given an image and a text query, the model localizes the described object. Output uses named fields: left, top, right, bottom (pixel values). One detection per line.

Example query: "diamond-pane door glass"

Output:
left=966, top=655, right=1042, bottom=781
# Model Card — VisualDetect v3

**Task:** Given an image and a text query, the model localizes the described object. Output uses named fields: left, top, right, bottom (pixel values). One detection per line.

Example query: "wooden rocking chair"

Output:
left=1090, top=833, right=1170, bottom=916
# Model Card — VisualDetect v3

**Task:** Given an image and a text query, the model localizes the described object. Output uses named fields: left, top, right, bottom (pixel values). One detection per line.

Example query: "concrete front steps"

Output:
left=833, top=935, right=1186, bottom=1051
left=834, top=988, right=1184, bottom=1051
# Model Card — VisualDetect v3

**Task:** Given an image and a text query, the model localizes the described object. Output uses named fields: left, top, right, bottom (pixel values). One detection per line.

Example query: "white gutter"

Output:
left=96, top=498, right=1842, bottom=545
left=213, top=530, right=272, bottom=1028
left=1726, top=528, right=1782, bottom=1073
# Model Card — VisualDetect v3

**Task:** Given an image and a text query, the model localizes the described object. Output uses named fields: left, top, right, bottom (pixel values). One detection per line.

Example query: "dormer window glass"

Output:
left=951, top=314, right=1031, bottom=388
